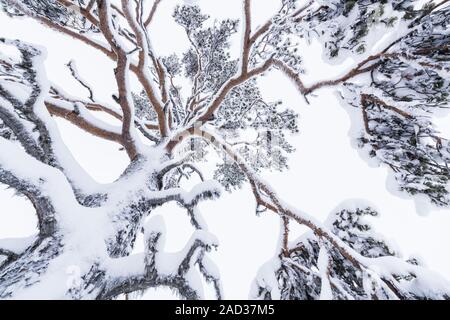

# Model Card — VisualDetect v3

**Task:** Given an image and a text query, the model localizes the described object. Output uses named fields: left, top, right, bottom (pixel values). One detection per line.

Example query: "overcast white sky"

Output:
left=0, top=0, right=449, bottom=299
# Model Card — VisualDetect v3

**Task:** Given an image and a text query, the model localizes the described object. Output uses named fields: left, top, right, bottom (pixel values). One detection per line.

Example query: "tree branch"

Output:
left=0, top=248, right=19, bottom=261
left=273, top=55, right=383, bottom=97
left=196, top=58, right=274, bottom=124
left=248, top=0, right=314, bottom=47
left=101, top=213, right=221, bottom=300
left=361, top=94, right=414, bottom=119
left=241, top=0, right=252, bottom=74
left=50, top=85, right=160, bottom=135
left=121, top=0, right=168, bottom=137
left=172, top=128, right=367, bottom=271
left=144, top=0, right=162, bottom=27
left=0, top=85, right=47, bottom=162
left=66, top=60, right=95, bottom=102
left=97, top=0, right=139, bottom=159
left=11, top=0, right=169, bottom=139
left=10, top=0, right=115, bottom=59
left=0, top=139, right=58, bottom=236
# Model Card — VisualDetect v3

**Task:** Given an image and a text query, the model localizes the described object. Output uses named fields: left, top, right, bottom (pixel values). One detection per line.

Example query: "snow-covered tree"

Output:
left=0, top=0, right=449, bottom=299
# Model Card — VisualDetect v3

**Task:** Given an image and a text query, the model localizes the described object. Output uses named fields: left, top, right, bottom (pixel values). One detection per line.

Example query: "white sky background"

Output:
left=0, top=0, right=450, bottom=299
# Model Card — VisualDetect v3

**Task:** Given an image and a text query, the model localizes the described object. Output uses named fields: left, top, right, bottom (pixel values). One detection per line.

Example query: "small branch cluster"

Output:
left=0, top=0, right=449, bottom=300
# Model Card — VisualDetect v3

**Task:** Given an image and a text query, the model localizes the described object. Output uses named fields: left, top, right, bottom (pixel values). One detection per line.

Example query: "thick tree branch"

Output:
left=86, top=0, right=96, bottom=12
left=116, top=54, right=138, bottom=158
left=97, top=0, right=139, bottom=158
left=248, top=0, right=314, bottom=47
left=102, top=225, right=220, bottom=300
left=196, top=58, right=274, bottom=124
left=172, top=129, right=367, bottom=271
left=45, top=100, right=125, bottom=145
left=184, top=129, right=422, bottom=300
left=273, top=55, right=383, bottom=97
left=361, top=94, right=414, bottom=119
left=8, top=0, right=115, bottom=59
left=121, top=0, right=168, bottom=137
left=50, top=86, right=160, bottom=134
left=197, top=129, right=434, bottom=300
left=55, top=0, right=100, bottom=26
left=144, top=0, right=162, bottom=27
left=101, top=269, right=201, bottom=300
left=0, top=248, right=19, bottom=261
left=66, top=60, right=95, bottom=102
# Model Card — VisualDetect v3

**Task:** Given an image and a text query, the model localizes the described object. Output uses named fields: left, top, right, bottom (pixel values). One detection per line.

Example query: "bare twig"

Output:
left=66, top=60, right=95, bottom=102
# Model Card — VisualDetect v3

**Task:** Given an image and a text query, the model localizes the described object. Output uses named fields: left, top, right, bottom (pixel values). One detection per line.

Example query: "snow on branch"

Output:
left=2, top=0, right=113, bottom=58
left=66, top=60, right=95, bottom=102
left=252, top=204, right=450, bottom=300
left=1, top=0, right=450, bottom=301
left=0, top=38, right=57, bottom=165
left=102, top=215, right=222, bottom=299
left=119, top=0, right=168, bottom=137
left=46, top=98, right=124, bottom=143
left=0, top=37, right=105, bottom=197
left=0, top=236, right=36, bottom=257
left=317, top=245, right=333, bottom=300
left=182, top=128, right=450, bottom=300
left=144, top=0, right=162, bottom=27
left=145, top=180, right=222, bottom=209
left=0, top=236, right=36, bottom=267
